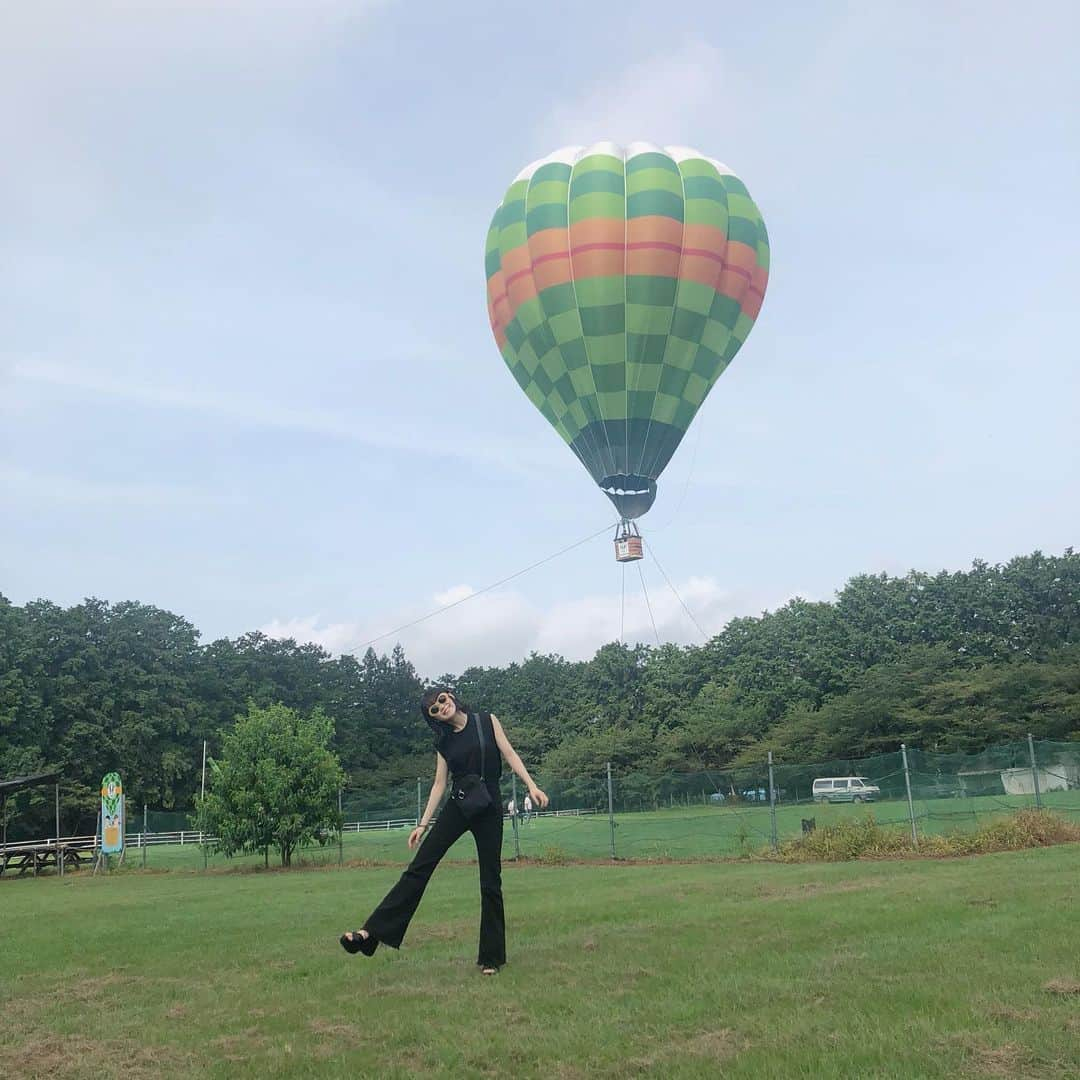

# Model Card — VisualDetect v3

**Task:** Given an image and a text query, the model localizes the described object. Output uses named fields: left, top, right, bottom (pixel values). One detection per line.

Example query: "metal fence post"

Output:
left=416, top=778, right=422, bottom=827
left=143, top=804, right=148, bottom=869
left=54, top=786, right=62, bottom=876
left=607, top=762, right=616, bottom=860
left=338, top=788, right=344, bottom=866
left=1027, top=733, right=1043, bottom=809
left=767, top=751, right=778, bottom=853
left=901, top=743, right=919, bottom=850
left=511, top=774, right=521, bottom=859
left=200, top=739, right=208, bottom=871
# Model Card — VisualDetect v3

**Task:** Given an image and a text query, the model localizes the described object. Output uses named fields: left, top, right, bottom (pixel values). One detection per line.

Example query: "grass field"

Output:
left=3, top=844, right=1079, bottom=1078
left=121, top=791, right=1080, bottom=871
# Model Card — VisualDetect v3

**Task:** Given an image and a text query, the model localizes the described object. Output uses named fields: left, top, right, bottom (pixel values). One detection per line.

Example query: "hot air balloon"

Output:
left=485, top=142, right=769, bottom=560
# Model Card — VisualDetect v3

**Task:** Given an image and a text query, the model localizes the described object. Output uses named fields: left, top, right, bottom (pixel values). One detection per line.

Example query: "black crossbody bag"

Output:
left=450, top=713, right=493, bottom=820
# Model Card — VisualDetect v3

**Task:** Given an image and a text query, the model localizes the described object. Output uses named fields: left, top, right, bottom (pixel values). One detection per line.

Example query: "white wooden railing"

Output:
left=5, top=807, right=595, bottom=853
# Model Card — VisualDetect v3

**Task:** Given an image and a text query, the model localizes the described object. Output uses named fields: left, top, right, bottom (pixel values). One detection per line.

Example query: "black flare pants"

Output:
left=361, top=792, right=505, bottom=968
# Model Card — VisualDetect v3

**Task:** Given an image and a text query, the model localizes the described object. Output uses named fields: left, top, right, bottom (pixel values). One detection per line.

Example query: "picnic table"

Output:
left=0, top=838, right=94, bottom=877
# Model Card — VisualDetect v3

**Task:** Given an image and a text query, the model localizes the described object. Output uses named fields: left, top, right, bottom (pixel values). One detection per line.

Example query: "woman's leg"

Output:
left=361, top=802, right=468, bottom=948
left=470, top=802, right=506, bottom=969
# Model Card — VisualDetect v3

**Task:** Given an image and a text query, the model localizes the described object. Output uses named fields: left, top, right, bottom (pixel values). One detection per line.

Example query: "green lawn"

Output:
left=3, top=846, right=1079, bottom=1077
left=122, top=790, right=1080, bottom=871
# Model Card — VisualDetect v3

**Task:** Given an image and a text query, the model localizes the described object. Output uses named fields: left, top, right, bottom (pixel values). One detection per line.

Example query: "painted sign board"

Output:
left=101, top=772, right=124, bottom=854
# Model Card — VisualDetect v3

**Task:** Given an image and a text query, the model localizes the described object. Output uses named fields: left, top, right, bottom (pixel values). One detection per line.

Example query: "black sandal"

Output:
left=340, top=930, right=378, bottom=956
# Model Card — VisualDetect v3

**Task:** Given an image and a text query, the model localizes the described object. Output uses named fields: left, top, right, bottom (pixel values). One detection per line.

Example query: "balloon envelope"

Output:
left=485, top=142, right=769, bottom=519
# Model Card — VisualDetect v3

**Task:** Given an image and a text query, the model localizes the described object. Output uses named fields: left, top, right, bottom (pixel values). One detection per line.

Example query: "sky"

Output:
left=3, top=1, right=1078, bottom=676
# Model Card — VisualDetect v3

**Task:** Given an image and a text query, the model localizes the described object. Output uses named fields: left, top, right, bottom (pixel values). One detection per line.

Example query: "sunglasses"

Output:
left=428, top=693, right=453, bottom=718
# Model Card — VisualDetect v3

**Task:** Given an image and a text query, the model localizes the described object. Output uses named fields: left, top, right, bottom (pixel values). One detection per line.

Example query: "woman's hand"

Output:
left=528, top=786, right=549, bottom=810
left=408, top=826, right=426, bottom=850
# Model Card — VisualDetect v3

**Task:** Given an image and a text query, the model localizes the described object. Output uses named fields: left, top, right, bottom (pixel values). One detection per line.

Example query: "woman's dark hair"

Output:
left=420, top=686, right=466, bottom=742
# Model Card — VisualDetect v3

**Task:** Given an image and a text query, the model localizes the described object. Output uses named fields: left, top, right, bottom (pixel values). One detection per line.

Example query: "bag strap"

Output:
left=475, top=712, right=487, bottom=780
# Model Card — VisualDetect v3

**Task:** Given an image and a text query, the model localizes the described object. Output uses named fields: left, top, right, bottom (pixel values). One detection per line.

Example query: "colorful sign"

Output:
left=101, top=772, right=124, bottom=854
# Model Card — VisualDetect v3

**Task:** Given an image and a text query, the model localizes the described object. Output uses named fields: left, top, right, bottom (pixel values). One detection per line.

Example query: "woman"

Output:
left=340, top=687, right=549, bottom=974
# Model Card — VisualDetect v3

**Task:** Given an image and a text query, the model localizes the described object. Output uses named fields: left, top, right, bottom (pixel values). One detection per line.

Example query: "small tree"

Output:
left=198, top=702, right=344, bottom=866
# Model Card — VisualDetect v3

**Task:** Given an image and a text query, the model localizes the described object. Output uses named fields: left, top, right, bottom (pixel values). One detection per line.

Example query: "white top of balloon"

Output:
left=513, top=141, right=736, bottom=183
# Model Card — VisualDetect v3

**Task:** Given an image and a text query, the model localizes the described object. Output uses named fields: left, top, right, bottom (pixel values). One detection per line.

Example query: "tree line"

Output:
left=2, top=549, right=1078, bottom=833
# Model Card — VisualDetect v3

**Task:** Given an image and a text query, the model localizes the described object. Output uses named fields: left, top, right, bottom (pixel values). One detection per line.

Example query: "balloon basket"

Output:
left=614, top=521, right=644, bottom=563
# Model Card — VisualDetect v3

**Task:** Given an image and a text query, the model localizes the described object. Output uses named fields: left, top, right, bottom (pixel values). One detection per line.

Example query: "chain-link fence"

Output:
left=92, top=735, right=1077, bottom=871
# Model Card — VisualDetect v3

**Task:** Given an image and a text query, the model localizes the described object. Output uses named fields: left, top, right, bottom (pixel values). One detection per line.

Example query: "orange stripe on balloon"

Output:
left=502, top=243, right=538, bottom=311
left=715, top=240, right=757, bottom=304
left=682, top=224, right=729, bottom=253
left=679, top=255, right=721, bottom=288
left=487, top=268, right=512, bottom=339
left=569, top=219, right=624, bottom=282
left=526, top=227, right=572, bottom=293
left=494, top=224, right=768, bottom=330
left=743, top=264, right=769, bottom=319
left=626, top=216, right=682, bottom=278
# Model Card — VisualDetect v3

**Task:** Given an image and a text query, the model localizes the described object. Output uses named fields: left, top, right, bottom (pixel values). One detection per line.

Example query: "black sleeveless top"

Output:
left=435, top=712, right=501, bottom=790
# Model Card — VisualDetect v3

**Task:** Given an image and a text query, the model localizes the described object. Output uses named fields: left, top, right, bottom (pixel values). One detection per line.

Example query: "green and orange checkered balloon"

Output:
left=485, top=142, right=769, bottom=520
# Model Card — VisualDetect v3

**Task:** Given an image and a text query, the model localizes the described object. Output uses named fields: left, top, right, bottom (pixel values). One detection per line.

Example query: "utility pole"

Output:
left=201, top=740, right=208, bottom=871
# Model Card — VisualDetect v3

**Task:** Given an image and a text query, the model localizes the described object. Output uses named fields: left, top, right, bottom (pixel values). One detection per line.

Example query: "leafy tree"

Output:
left=657, top=682, right=769, bottom=769
left=3, top=547, right=1079, bottom=816
left=198, top=702, right=344, bottom=866
left=582, top=642, right=649, bottom=726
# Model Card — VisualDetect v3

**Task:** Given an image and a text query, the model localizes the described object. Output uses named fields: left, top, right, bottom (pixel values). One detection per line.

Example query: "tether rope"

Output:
left=644, top=538, right=710, bottom=641
left=357, top=522, right=614, bottom=651
left=637, top=560, right=661, bottom=647
left=620, top=561, right=626, bottom=645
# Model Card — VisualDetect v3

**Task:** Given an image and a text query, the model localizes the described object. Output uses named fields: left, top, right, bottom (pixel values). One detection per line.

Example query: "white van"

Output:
left=812, top=776, right=880, bottom=804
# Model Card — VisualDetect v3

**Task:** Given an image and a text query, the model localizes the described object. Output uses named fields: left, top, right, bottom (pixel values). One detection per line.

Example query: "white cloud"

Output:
left=434, top=584, right=476, bottom=606
left=258, top=615, right=361, bottom=657
left=259, top=572, right=788, bottom=675
left=2, top=3, right=390, bottom=81
left=538, top=39, right=727, bottom=150
left=0, top=465, right=244, bottom=509
left=7, top=358, right=560, bottom=476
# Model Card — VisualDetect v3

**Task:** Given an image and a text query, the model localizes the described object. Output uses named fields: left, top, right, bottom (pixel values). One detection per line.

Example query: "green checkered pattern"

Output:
left=486, top=145, right=769, bottom=502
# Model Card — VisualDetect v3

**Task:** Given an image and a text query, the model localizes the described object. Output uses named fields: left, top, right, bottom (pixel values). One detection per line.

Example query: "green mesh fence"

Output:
left=66, top=738, right=1080, bottom=871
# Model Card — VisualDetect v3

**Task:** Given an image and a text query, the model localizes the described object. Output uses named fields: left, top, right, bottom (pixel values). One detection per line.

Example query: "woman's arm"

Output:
left=491, top=715, right=549, bottom=808
left=409, top=753, right=448, bottom=848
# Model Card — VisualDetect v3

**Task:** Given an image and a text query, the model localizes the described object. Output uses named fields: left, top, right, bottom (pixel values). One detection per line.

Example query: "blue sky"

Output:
left=3, top=1, right=1078, bottom=675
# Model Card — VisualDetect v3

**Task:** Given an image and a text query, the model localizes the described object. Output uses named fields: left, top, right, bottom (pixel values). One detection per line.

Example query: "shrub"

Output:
left=775, top=810, right=1080, bottom=862
left=534, top=845, right=569, bottom=865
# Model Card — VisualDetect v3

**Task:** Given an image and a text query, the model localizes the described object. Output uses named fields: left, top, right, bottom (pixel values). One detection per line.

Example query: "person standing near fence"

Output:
left=523, top=792, right=533, bottom=824
left=340, top=687, right=549, bottom=974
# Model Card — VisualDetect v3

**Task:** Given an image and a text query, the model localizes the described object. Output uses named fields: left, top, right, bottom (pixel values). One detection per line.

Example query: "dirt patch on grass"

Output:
left=552, top=1064, right=590, bottom=1080
left=626, top=1028, right=746, bottom=1072
left=2, top=972, right=193, bottom=1029
left=986, top=1004, right=1042, bottom=1023
left=820, top=949, right=869, bottom=972
left=0, top=1035, right=197, bottom=1079
left=756, top=878, right=885, bottom=901
left=947, top=1032, right=1074, bottom=1080
left=683, top=1029, right=745, bottom=1058
left=211, top=1026, right=272, bottom=1062
left=410, top=921, right=472, bottom=943
left=966, top=1041, right=1033, bottom=1078
left=1043, top=978, right=1080, bottom=996
left=308, top=1018, right=364, bottom=1044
